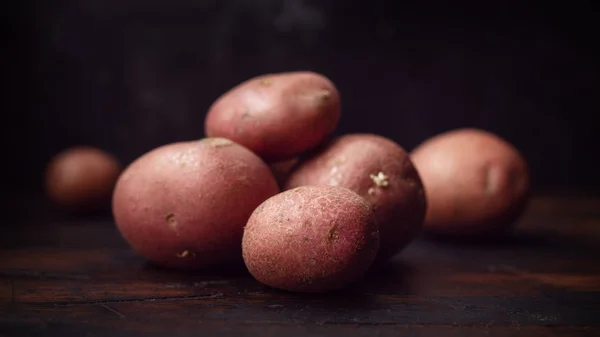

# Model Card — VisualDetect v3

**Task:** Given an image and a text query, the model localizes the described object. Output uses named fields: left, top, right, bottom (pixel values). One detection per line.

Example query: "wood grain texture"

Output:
left=1, top=196, right=600, bottom=336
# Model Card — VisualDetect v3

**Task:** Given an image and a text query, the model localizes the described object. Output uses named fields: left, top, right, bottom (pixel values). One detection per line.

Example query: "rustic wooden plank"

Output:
left=0, top=320, right=598, bottom=337
left=3, top=291, right=600, bottom=326
left=4, top=266, right=600, bottom=325
left=0, top=248, right=253, bottom=284
left=3, top=245, right=600, bottom=303
left=11, top=279, right=232, bottom=304
left=445, top=272, right=600, bottom=291
left=401, top=239, right=600, bottom=277
left=9, top=271, right=599, bottom=305
left=527, top=196, right=600, bottom=216
left=0, top=221, right=125, bottom=249
left=0, top=248, right=129, bottom=279
left=56, top=294, right=600, bottom=325
left=517, top=216, right=600, bottom=243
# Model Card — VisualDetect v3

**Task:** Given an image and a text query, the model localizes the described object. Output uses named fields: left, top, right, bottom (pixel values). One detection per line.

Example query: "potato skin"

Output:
left=242, top=186, right=379, bottom=293
left=45, top=146, right=121, bottom=212
left=410, top=128, right=530, bottom=237
left=204, top=71, right=341, bottom=162
left=284, top=134, right=426, bottom=263
left=112, top=138, right=280, bottom=270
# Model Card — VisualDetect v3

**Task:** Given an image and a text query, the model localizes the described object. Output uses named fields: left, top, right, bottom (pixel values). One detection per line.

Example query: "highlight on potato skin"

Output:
left=111, top=137, right=280, bottom=270
left=204, top=71, right=341, bottom=162
left=410, top=128, right=530, bottom=238
left=45, top=146, right=122, bottom=212
left=242, top=185, right=380, bottom=293
left=284, top=134, right=427, bottom=264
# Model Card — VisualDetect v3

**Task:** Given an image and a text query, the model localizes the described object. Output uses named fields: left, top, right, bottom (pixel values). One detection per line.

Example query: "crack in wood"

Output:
left=100, top=303, right=126, bottom=320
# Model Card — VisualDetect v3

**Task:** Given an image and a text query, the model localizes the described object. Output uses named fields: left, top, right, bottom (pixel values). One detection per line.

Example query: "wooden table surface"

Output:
left=1, top=196, right=599, bottom=336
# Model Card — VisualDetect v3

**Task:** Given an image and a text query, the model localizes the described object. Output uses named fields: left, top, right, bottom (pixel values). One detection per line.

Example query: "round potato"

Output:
left=242, top=185, right=379, bottom=293
left=45, top=146, right=121, bottom=212
left=204, top=71, right=341, bottom=162
left=284, top=134, right=427, bottom=263
left=112, top=138, right=280, bottom=270
left=410, top=128, right=530, bottom=237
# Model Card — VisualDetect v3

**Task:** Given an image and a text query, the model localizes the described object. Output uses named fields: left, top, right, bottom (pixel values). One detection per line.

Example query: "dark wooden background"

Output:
left=3, top=0, right=599, bottom=197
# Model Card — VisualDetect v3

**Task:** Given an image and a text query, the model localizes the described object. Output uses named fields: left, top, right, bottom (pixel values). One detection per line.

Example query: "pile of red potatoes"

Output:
left=45, top=71, right=530, bottom=293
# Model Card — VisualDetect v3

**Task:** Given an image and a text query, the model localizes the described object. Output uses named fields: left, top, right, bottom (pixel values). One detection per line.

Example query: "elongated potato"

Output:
left=285, top=134, right=427, bottom=263
left=112, top=138, right=279, bottom=270
left=410, top=128, right=530, bottom=237
left=205, top=71, right=341, bottom=162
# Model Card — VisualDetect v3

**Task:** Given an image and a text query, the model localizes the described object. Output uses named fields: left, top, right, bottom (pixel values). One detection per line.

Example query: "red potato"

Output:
left=410, top=128, right=530, bottom=237
left=205, top=71, right=341, bottom=162
left=285, top=134, right=427, bottom=263
left=242, top=185, right=380, bottom=293
left=45, top=146, right=121, bottom=212
left=112, top=138, right=280, bottom=270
